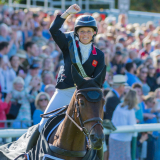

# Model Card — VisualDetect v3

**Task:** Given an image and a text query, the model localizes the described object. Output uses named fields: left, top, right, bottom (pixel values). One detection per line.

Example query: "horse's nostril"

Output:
left=90, top=134, right=98, bottom=142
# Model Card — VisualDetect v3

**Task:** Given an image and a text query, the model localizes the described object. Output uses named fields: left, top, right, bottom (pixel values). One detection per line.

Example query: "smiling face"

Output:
left=77, top=27, right=95, bottom=44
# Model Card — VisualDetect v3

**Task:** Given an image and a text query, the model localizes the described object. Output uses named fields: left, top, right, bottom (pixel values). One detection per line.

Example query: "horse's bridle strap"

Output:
left=49, top=144, right=86, bottom=157
left=83, top=117, right=103, bottom=124
left=66, top=113, right=83, bottom=132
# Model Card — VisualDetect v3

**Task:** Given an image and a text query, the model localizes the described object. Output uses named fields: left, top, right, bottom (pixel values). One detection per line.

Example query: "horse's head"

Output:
left=71, top=65, right=106, bottom=150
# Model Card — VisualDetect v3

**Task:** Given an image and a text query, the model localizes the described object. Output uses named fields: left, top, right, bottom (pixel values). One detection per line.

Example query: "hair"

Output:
left=13, top=76, right=24, bottom=86
left=41, top=70, right=54, bottom=83
left=0, top=23, right=9, bottom=32
left=121, top=88, right=138, bottom=110
left=42, top=57, right=54, bottom=71
left=35, top=92, right=50, bottom=110
left=137, top=64, right=147, bottom=76
left=33, top=27, right=42, bottom=36
left=0, top=41, right=9, bottom=51
left=155, top=88, right=160, bottom=98
left=44, top=84, right=55, bottom=93
left=125, top=62, right=134, bottom=72
left=143, top=92, right=155, bottom=104
left=9, top=55, right=18, bottom=62
left=132, top=83, right=142, bottom=89
left=24, top=41, right=35, bottom=51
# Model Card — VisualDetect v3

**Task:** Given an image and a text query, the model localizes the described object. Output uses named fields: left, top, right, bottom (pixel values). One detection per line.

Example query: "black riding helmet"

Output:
left=74, top=15, right=98, bottom=38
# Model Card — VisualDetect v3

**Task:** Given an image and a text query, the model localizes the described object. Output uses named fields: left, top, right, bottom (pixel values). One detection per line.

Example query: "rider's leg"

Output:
left=39, top=87, right=76, bottom=132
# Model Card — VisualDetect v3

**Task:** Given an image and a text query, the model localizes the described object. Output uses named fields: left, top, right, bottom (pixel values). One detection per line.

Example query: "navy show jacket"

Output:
left=49, top=15, right=105, bottom=89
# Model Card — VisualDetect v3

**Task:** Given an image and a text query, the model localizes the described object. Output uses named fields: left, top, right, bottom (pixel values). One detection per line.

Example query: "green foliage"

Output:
left=115, top=0, right=160, bottom=13
left=8, top=0, right=160, bottom=13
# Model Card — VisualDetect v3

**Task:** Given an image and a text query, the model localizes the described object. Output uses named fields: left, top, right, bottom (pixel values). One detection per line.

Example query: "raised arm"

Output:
left=49, top=4, right=81, bottom=51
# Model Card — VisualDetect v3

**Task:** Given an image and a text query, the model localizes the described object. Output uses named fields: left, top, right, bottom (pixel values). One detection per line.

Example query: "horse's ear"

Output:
left=71, top=65, right=86, bottom=87
left=94, top=65, right=106, bottom=87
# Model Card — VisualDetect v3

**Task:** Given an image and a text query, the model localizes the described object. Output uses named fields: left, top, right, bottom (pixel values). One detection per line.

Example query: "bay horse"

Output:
left=44, top=65, right=106, bottom=160
left=0, top=65, right=106, bottom=160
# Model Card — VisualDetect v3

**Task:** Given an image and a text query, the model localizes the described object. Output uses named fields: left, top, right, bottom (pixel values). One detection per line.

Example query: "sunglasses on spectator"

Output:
left=151, top=101, right=156, bottom=104
left=149, top=67, right=155, bottom=70
left=39, top=98, right=48, bottom=102
left=141, top=71, right=148, bottom=74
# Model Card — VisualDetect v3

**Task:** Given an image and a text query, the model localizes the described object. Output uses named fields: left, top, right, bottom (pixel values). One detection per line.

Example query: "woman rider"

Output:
left=39, top=4, right=105, bottom=132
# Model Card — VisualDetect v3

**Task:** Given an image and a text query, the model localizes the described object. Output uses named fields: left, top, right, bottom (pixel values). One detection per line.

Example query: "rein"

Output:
left=66, top=87, right=103, bottom=143
left=40, top=87, right=103, bottom=158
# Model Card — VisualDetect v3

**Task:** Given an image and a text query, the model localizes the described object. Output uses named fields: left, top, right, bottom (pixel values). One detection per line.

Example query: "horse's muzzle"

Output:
left=89, top=133, right=104, bottom=150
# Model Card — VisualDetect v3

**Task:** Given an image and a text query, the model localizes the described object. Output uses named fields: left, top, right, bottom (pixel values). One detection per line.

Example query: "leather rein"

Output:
left=66, top=87, right=103, bottom=141
left=41, top=87, right=103, bottom=157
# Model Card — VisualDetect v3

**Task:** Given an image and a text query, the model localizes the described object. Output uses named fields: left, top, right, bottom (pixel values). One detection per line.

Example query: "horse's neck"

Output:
left=50, top=92, right=86, bottom=152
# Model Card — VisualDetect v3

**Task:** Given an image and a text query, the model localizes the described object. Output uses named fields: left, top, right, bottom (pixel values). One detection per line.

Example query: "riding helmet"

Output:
left=74, top=15, right=98, bottom=35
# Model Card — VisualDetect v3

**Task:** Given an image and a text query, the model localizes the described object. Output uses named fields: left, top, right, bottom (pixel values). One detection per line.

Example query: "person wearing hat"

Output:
left=103, top=74, right=126, bottom=158
left=15, top=49, right=28, bottom=77
left=109, top=88, right=138, bottom=160
left=24, top=63, right=40, bottom=87
left=39, top=4, right=105, bottom=132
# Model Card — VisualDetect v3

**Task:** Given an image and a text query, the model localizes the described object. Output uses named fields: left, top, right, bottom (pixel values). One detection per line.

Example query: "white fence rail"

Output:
left=0, top=123, right=160, bottom=138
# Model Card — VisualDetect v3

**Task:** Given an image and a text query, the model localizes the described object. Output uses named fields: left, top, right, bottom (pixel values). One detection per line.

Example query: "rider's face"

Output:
left=77, top=27, right=95, bottom=44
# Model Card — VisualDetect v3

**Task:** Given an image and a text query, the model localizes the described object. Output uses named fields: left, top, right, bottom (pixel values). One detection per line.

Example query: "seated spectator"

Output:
left=0, top=93, right=11, bottom=128
left=143, top=93, right=158, bottom=124
left=11, top=76, right=38, bottom=128
left=109, top=88, right=138, bottom=160
left=32, top=27, right=48, bottom=44
left=111, top=51, right=124, bottom=74
left=155, top=88, right=160, bottom=122
left=139, top=39, right=151, bottom=59
left=41, top=19, right=51, bottom=40
left=101, top=48, right=111, bottom=72
left=137, top=65, right=150, bottom=95
left=33, top=92, right=50, bottom=125
left=0, top=23, right=17, bottom=57
left=44, top=84, right=55, bottom=99
left=143, top=93, right=159, bottom=160
left=0, top=41, right=9, bottom=57
left=0, top=56, right=16, bottom=99
left=146, top=64, right=158, bottom=91
left=42, top=57, right=54, bottom=72
left=132, top=83, right=144, bottom=124
left=23, top=41, right=39, bottom=66
left=42, top=45, right=51, bottom=56
left=16, top=49, right=27, bottom=71
left=40, top=70, right=56, bottom=92
left=48, top=41, right=59, bottom=59
left=29, top=76, right=41, bottom=117
left=125, top=62, right=141, bottom=86
left=9, top=55, right=20, bottom=75
left=25, top=63, right=40, bottom=87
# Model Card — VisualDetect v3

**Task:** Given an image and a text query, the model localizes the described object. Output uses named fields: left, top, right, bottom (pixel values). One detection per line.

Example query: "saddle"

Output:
left=0, top=106, right=102, bottom=160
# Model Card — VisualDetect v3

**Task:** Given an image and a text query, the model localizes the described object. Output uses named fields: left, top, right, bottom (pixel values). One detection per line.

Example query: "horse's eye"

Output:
left=79, top=100, right=84, bottom=106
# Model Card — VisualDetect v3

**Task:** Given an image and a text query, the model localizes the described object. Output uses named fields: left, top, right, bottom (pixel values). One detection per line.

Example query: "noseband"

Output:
left=66, top=87, right=104, bottom=143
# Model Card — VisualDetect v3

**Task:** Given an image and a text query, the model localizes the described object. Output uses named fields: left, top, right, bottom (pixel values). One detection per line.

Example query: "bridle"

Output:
left=40, top=87, right=104, bottom=157
left=66, top=87, right=104, bottom=145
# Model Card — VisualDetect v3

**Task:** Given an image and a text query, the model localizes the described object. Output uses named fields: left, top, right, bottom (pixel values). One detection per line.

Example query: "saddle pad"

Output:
left=0, top=124, right=39, bottom=160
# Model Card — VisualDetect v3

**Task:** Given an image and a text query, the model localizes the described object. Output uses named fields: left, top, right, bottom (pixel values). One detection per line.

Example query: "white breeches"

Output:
left=39, top=87, right=76, bottom=132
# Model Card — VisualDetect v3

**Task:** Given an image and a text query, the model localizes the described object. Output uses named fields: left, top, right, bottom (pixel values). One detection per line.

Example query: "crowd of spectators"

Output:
left=0, top=4, right=160, bottom=160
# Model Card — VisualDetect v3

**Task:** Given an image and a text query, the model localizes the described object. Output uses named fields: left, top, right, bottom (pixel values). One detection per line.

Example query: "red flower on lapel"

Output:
left=92, top=60, right=98, bottom=67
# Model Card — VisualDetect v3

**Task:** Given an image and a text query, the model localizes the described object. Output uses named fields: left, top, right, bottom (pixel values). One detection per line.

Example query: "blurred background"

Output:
left=0, top=0, right=160, bottom=160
